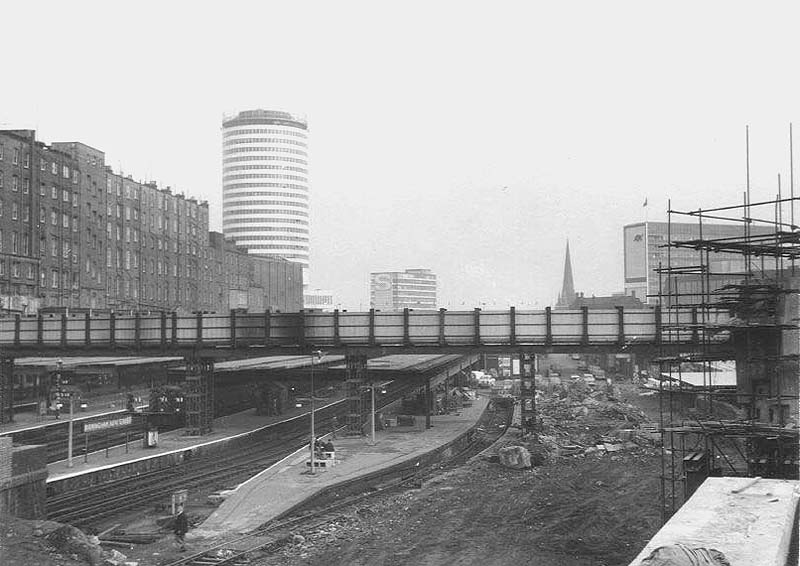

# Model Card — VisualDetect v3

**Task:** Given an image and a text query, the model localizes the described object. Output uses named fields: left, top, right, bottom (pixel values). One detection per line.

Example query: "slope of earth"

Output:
left=262, top=382, right=664, bottom=566
left=0, top=515, right=106, bottom=566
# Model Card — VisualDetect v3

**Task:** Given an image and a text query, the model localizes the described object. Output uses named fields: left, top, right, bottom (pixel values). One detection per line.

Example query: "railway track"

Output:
left=163, top=395, right=512, bottom=566
left=47, top=381, right=419, bottom=528
left=47, top=406, right=345, bottom=527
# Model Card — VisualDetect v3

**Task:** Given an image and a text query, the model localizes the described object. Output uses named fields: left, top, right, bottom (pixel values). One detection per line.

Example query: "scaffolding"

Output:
left=654, top=192, right=800, bottom=522
left=184, top=357, right=215, bottom=436
left=344, top=354, right=368, bottom=435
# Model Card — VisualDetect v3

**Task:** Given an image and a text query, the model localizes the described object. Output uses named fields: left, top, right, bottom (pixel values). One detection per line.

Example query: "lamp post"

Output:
left=55, top=358, right=75, bottom=469
left=309, top=350, right=323, bottom=474
left=367, top=360, right=392, bottom=445
left=369, top=382, right=377, bottom=445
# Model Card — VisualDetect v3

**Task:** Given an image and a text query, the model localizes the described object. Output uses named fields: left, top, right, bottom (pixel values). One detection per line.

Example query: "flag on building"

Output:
left=643, top=198, right=648, bottom=207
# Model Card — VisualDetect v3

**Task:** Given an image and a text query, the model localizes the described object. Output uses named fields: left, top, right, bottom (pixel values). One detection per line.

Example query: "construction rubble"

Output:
left=487, top=379, right=658, bottom=468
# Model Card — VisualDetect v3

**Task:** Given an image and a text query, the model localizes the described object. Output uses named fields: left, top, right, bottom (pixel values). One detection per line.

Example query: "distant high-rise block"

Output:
left=222, top=110, right=310, bottom=279
left=370, top=269, right=437, bottom=311
left=623, top=221, right=774, bottom=305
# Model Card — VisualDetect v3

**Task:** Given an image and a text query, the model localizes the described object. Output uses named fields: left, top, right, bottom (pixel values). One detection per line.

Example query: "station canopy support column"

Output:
left=520, top=352, right=537, bottom=437
left=184, top=357, right=215, bottom=436
left=0, top=357, right=12, bottom=424
left=345, top=354, right=367, bottom=435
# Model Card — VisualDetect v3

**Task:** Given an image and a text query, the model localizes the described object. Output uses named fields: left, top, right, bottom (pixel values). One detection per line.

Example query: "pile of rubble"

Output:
left=485, top=380, right=660, bottom=468
left=536, top=381, right=659, bottom=459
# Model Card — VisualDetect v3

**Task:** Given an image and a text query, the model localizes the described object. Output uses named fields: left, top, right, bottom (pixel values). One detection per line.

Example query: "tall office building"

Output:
left=623, top=221, right=773, bottom=305
left=370, top=269, right=437, bottom=310
left=222, top=110, right=310, bottom=281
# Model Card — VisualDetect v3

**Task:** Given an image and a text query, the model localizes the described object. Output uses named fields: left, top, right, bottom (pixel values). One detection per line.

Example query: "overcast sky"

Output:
left=2, top=2, right=798, bottom=309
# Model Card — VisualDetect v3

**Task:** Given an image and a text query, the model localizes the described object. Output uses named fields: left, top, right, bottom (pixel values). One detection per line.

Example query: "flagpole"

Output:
left=644, top=197, right=649, bottom=304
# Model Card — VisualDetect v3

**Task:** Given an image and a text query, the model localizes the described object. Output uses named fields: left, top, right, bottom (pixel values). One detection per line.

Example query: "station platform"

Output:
left=46, top=396, right=346, bottom=483
left=192, top=395, right=491, bottom=538
left=0, top=390, right=150, bottom=436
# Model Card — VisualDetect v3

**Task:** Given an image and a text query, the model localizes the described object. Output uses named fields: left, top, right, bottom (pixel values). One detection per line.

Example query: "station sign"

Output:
left=83, top=414, right=133, bottom=433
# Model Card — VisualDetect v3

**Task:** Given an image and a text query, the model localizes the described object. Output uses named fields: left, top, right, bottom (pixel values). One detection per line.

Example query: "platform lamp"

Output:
left=309, top=350, right=323, bottom=474
left=57, top=358, right=76, bottom=469
left=368, top=360, right=392, bottom=445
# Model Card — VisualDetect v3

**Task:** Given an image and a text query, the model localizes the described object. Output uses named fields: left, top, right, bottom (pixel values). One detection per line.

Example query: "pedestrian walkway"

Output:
left=47, top=396, right=346, bottom=483
left=192, top=395, right=490, bottom=538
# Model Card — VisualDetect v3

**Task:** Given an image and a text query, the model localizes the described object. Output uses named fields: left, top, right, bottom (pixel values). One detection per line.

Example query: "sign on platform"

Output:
left=84, top=415, right=133, bottom=433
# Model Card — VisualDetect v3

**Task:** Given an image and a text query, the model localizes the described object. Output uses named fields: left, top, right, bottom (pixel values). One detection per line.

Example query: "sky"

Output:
left=2, top=2, right=799, bottom=310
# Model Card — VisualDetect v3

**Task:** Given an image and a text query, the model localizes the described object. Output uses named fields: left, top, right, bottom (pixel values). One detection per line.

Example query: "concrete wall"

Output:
left=628, top=477, right=800, bottom=566
left=734, top=275, right=800, bottom=425
left=778, top=275, right=799, bottom=424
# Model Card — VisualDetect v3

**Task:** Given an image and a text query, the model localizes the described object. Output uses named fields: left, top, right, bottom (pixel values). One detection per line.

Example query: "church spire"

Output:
left=557, top=240, right=575, bottom=308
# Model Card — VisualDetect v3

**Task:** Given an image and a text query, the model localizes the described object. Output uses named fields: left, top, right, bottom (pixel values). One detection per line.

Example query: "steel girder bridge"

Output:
left=0, top=306, right=734, bottom=358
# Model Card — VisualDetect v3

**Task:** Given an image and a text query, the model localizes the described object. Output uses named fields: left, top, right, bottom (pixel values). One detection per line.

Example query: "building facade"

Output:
left=208, top=232, right=303, bottom=312
left=623, top=221, right=773, bottom=305
left=221, top=110, right=310, bottom=280
left=370, top=269, right=437, bottom=311
left=0, top=129, right=302, bottom=315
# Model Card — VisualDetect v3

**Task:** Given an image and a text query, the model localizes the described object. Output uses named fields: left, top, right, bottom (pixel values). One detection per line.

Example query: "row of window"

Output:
left=223, top=226, right=308, bottom=234
left=220, top=234, right=308, bottom=242
left=0, top=150, right=209, bottom=230
left=222, top=217, right=308, bottom=226
left=222, top=173, right=308, bottom=183
left=104, top=176, right=204, bottom=219
left=222, top=208, right=309, bottom=217
left=222, top=190, right=308, bottom=200
left=0, top=260, right=36, bottom=281
left=223, top=163, right=308, bottom=175
left=222, top=128, right=307, bottom=139
left=237, top=243, right=308, bottom=251
left=223, top=137, right=308, bottom=148
left=223, top=182, right=307, bottom=191
left=222, top=146, right=308, bottom=157
left=223, top=155, right=307, bottom=166
left=0, top=146, right=76, bottom=180
left=224, top=200, right=308, bottom=209
left=0, top=230, right=31, bottom=255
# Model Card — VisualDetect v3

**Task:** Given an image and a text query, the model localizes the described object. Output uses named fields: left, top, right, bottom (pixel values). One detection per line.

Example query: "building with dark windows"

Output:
left=0, top=130, right=82, bottom=314
left=370, top=269, right=437, bottom=311
left=0, top=129, right=302, bottom=315
left=221, top=110, right=310, bottom=282
left=208, top=232, right=303, bottom=313
left=623, top=221, right=774, bottom=305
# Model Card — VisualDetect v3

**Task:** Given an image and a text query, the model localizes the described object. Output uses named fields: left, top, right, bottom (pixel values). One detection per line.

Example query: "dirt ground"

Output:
left=2, top=381, right=667, bottom=566
left=260, top=381, right=665, bottom=566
